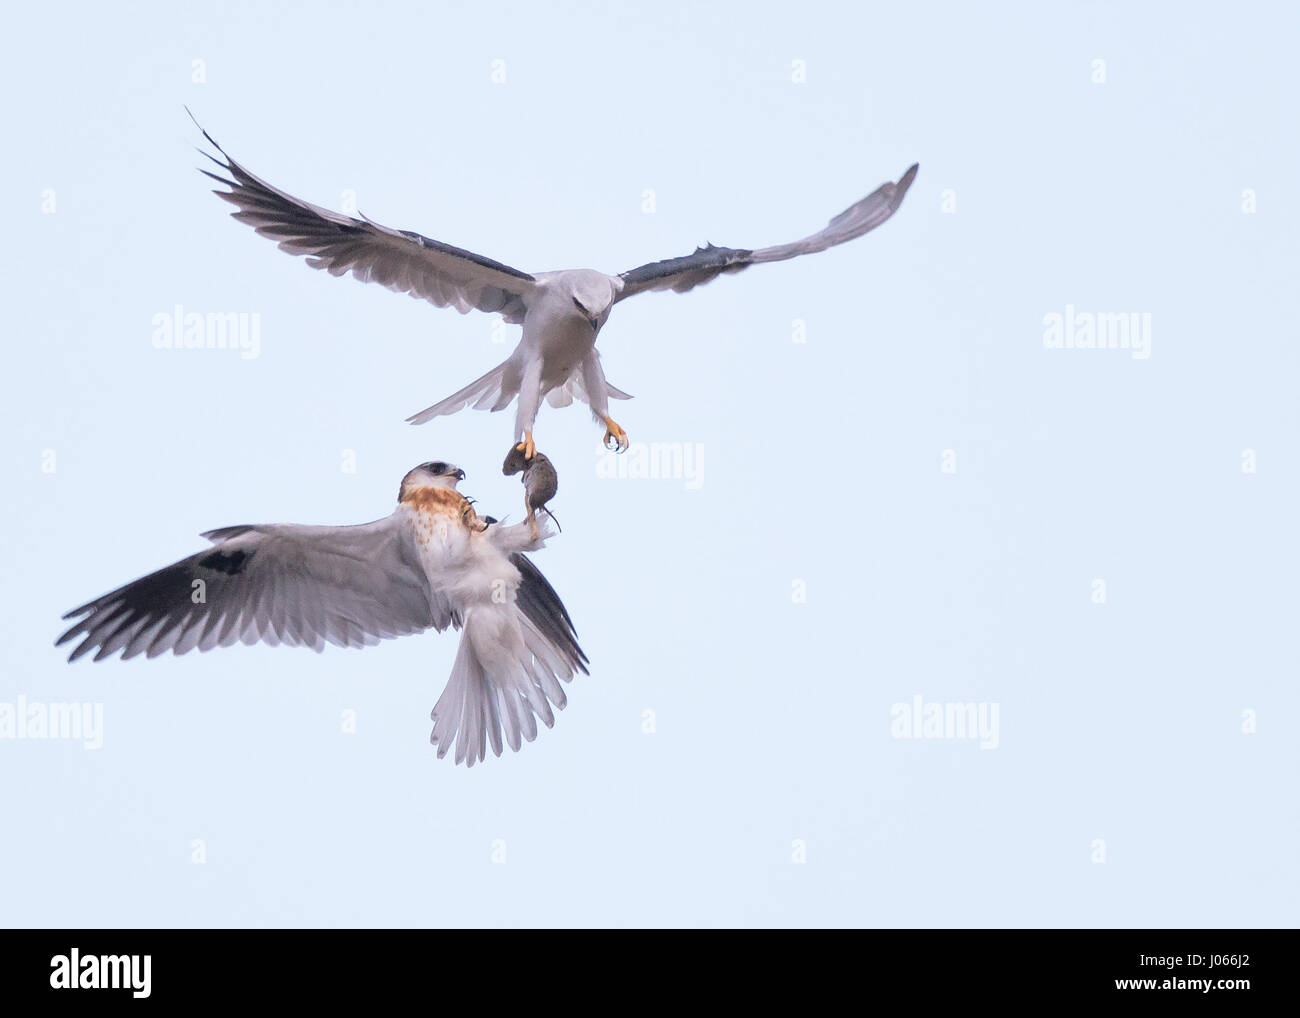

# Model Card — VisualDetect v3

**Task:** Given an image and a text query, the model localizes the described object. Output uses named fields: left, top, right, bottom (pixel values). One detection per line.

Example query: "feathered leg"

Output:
left=514, top=357, right=543, bottom=458
left=580, top=351, right=629, bottom=452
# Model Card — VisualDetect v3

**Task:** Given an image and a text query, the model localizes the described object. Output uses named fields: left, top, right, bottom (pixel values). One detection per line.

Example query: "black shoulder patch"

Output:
left=620, top=243, right=752, bottom=287
left=198, top=548, right=253, bottom=575
left=398, top=229, right=536, bottom=282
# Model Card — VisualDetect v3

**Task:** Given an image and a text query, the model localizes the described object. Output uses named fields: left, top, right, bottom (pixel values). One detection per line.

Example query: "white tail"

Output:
left=406, top=358, right=518, bottom=425
left=429, top=603, right=580, bottom=767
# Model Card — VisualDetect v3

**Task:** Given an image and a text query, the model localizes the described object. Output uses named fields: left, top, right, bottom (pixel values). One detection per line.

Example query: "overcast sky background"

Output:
left=2, top=1, right=1296, bottom=927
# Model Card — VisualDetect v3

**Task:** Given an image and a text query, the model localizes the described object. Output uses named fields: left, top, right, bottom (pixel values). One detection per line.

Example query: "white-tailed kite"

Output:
left=57, top=461, right=587, bottom=767
left=192, top=115, right=917, bottom=459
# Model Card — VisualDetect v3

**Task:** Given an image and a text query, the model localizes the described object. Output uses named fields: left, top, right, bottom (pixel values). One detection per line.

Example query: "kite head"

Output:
left=568, top=270, right=616, bottom=329
left=398, top=461, right=465, bottom=501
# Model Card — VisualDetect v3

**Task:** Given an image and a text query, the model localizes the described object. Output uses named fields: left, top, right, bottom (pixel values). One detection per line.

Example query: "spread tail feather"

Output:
left=429, top=600, right=583, bottom=767
left=545, top=375, right=633, bottom=410
left=406, top=358, right=519, bottom=425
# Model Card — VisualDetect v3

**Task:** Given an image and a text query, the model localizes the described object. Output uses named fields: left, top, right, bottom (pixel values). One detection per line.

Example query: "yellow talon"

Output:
left=602, top=416, right=629, bottom=453
left=515, top=431, right=536, bottom=460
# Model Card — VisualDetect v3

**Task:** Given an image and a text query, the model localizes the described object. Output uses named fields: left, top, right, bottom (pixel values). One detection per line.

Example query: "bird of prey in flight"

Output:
left=56, top=461, right=587, bottom=767
left=192, top=114, right=918, bottom=459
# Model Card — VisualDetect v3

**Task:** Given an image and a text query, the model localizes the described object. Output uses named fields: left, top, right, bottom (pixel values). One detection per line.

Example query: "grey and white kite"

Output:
left=57, top=461, right=587, bottom=767
left=193, top=115, right=917, bottom=459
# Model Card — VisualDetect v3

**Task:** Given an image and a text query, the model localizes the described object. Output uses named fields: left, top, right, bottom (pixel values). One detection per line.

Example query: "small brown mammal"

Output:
left=502, top=446, right=560, bottom=537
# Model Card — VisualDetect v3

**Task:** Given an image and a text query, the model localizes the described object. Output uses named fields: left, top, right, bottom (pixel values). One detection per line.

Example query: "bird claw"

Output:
left=603, top=419, right=629, bottom=453
left=515, top=433, right=536, bottom=460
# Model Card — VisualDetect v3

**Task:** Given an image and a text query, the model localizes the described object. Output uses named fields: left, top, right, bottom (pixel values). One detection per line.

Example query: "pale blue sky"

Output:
left=2, top=1, right=1296, bottom=927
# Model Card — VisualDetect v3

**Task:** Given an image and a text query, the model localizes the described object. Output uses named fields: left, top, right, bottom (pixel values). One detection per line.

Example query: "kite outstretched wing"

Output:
left=616, top=163, right=918, bottom=300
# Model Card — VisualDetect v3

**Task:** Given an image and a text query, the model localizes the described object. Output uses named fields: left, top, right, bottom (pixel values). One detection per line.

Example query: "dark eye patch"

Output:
left=426, top=461, right=447, bottom=474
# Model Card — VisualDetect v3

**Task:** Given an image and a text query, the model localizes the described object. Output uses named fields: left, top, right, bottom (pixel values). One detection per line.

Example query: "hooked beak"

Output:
left=573, top=295, right=600, bottom=332
left=451, top=468, right=466, bottom=481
